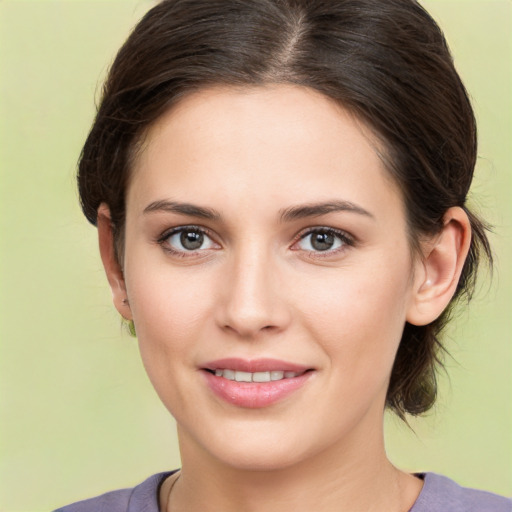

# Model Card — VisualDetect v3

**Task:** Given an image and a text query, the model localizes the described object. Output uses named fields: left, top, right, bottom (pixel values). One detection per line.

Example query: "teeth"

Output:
left=253, top=371, right=270, bottom=382
left=223, top=369, right=236, bottom=380
left=235, top=371, right=252, bottom=382
left=213, top=369, right=300, bottom=381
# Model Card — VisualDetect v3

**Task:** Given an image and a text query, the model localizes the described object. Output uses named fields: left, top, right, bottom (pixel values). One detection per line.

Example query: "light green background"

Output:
left=0, top=1, right=511, bottom=510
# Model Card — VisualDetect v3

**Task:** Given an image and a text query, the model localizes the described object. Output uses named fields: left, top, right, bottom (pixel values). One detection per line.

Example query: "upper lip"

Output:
left=202, top=358, right=311, bottom=373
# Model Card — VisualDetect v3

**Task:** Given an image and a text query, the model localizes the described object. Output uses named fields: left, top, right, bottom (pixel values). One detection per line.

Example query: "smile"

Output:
left=202, top=358, right=314, bottom=408
left=212, top=369, right=303, bottom=382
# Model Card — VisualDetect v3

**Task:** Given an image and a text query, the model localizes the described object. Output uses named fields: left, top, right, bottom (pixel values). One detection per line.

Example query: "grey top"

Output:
left=54, top=471, right=512, bottom=512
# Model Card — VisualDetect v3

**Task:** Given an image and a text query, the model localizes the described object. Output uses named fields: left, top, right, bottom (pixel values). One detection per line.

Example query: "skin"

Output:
left=98, top=85, right=471, bottom=512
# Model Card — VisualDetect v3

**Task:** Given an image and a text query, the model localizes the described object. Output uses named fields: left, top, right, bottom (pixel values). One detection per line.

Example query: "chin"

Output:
left=214, top=444, right=309, bottom=472
left=189, top=419, right=331, bottom=473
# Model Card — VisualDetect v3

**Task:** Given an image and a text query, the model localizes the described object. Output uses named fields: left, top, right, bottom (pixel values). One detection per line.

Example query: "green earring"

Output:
left=122, top=317, right=136, bottom=337
left=122, top=298, right=136, bottom=337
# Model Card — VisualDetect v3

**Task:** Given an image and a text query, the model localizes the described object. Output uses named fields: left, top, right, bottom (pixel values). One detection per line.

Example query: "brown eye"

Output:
left=295, top=228, right=352, bottom=253
left=163, top=227, right=217, bottom=252
left=310, top=231, right=335, bottom=251
left=180, top=230, right=204, bottom=250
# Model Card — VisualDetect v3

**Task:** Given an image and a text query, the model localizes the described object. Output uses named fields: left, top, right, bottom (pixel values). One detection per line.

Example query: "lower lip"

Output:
left=202, top=371, right=313, bottom=408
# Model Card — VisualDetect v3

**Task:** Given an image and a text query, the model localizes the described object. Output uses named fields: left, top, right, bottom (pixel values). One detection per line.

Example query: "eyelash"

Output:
left=292, top=227, right=355, bottom=258
left=156, top=225, right=218, bottom=258
left=156, top=225, right=355, bottom=258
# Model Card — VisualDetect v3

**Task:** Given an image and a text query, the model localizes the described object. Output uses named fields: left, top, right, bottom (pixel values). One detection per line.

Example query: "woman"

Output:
left=55, top=0, right=511, bottom=510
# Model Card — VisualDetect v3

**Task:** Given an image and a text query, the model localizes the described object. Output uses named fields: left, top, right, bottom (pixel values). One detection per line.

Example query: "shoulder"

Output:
left=411, top=473, right=512, bottom=512
left=53, top=472, right=174, bottom=512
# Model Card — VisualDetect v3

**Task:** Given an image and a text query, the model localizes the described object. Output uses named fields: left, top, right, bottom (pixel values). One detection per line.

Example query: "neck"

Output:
left=167, top=413, right=422, bottom=512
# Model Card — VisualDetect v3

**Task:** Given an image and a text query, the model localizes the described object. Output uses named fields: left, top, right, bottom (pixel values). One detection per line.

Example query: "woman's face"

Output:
left=121, top=85, right=423, bottom=470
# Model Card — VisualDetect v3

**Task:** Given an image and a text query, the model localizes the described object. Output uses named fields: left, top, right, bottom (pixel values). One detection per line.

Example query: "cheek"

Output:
left=124, top=261, right=216, bottom=371
left=125, top=267, right=219, bottom=422
left=297, top=260, right=412, bottom=383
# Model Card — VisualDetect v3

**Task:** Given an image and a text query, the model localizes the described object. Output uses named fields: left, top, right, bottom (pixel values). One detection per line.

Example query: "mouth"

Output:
left=204, top=368, right=309, bottom=382
left=201, top=358, right=315, bottom=408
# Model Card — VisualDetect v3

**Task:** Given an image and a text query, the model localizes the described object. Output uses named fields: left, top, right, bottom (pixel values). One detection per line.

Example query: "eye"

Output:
left=159, top=226, right=218, bottom=253
left=294, top=228, right=353, bottom=253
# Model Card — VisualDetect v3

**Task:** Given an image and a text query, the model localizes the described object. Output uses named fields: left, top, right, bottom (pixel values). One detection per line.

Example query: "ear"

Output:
left=97, top=203, right=132, bottom=320
left=406, top=207, right=471, bottom=326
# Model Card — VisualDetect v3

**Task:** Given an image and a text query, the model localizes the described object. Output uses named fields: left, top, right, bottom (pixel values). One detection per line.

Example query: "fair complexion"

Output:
left=98, top=85, right=471, bottom=512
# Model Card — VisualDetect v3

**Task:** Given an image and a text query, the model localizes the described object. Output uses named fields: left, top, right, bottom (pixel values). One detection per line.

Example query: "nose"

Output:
left=216, top=244, right=291, bottom=339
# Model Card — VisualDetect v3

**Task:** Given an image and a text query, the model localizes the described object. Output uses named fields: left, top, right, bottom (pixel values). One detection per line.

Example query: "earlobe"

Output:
left=97, top=203, right=132, bottom=320
left=406, top=207, right=471, bottom=326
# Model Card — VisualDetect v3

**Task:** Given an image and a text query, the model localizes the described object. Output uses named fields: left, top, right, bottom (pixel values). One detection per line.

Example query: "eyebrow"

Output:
left=279, top=200, right=374, bottom=222
left=143, top=200, right=221, bottom=220
left=143, top=199, right=373, bottom=222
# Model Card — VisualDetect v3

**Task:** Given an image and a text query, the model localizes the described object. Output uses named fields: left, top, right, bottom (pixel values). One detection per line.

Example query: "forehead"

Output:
left=129, top=84, right=403, bottom=223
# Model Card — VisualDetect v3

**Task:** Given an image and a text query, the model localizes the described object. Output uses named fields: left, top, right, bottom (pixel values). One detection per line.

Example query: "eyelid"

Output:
left=155, top=224, right=354, bottom=258
left=156, top=224, right=220, bottom=255
left=291, top=226, right=355, bottom=253
left=157, top=224, right=207, bottom=242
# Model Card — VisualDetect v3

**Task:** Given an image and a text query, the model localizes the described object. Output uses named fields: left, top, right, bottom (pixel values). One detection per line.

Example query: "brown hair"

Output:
left=78, top=0, right=491, bottom=418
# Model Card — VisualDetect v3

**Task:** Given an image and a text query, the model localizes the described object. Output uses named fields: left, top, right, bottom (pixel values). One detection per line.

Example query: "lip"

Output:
left=201, top=358, right=314, bottom=408
left=202, top=357, right=310, bottom=373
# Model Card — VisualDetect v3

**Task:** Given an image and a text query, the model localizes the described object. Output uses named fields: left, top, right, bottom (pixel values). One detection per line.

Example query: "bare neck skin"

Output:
left=161, top=406, right=423, bottom=512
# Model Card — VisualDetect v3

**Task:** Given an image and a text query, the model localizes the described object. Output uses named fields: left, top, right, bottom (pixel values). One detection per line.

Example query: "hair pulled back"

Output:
left=78, top=0, right=491, bottom=418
